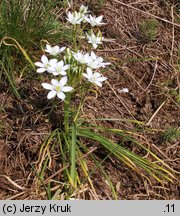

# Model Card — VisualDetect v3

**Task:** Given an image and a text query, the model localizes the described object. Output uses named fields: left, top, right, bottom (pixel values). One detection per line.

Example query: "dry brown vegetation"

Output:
left=0, top=0, right=179, bottom=199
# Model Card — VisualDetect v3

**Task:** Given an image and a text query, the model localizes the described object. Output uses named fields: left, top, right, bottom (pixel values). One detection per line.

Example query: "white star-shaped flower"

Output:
left=87, top=51, right=110, bottom=69
left=67, top=11, right=84, bottom=25
left=85, top=15, right=106, bottom=26
left=73, top=51, right=90, bottom=64
left=35, top=55, right=57, bottom=73
left=86, top=31, right=103, bottom=49
left=48, top=61, right=70, bottom=76
left=79, top=4, right=88, bottom=15
left=83, top=68, right=107, bottom=87
left=45, top=44, right=66, bottom=56
left=41, top=77, right=73, bottom=100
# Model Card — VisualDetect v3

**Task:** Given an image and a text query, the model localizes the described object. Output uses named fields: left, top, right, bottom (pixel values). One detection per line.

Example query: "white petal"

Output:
left=67, top=12, right=72, bottom=19
left=119, top=88, right=129, bottom=93
left=60, top=76, right=68, bottom=86
left=60, top=47, right=66, bottom=52
left=47, top=67, right=55, bottom=73
left=93, top=43, right=98, bottom=49
left=95, top=81, right=102, bottom=87
left=86, top=67, right=93, bottom=76
left=98, top=77, right=107, bottom=82
left=83, top=73, right=89, bottom=79
left=85, top=16, right=90, bottom=22
left=94, top=72, right=101, bottom=78
left=60, top=71, right=67, bottom=76
left=52, top=72, right=59, bottom=76
left=50, top=59, right=58, bottom=65
left=45, top=44, right=52, bottom=53
left=62, top=86, right=73, bottom=92
left=57, top=92, right=66, bottom=101
left=91, top=51, right=96, bottom=59
left=51, top=79, right=59, bottom=86
left=63, top=65, right=70, bottom=70
left=35, top=62, right=44, bottom=67
left=47, top=91, right=57, bottom=99
left=57, top=60, right=64, bottom=67
left=86, top=33, right=91, bottom=40
left=54, top=46, right=60, bottom=52
left=41, top=83, right=54, bottom=90
left=101, top=62, right=111, bottom=67
left=85, top=53, right=90, bottom=58
left=96, top=15, right=103, bottom=23
left=41, top=55, right=48, bottom=64
left=37, top=68, right=46, bottom=73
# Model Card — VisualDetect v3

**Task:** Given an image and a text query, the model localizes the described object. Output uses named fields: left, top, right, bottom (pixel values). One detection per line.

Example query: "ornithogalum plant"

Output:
left=35, top=4, right=110, bottom=187
left=35, top=5, right=175, bottom=193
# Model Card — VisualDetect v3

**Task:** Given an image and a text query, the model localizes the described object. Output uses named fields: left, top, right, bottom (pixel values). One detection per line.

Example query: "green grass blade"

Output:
left=70, top=123, right=77, bottom=187
left=0, top=59, right=21, bottom=99
left=77, top=128, right=174, bottom=183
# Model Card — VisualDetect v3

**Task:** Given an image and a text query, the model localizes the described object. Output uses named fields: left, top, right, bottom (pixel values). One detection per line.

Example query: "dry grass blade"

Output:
left=1, top=175, right=24, bottom=191
left=113, top=0, right=180, bottom=28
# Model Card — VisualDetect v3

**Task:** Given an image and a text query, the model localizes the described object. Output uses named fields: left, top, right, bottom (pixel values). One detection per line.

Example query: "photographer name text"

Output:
left=2, top=203, right=72, bottom=215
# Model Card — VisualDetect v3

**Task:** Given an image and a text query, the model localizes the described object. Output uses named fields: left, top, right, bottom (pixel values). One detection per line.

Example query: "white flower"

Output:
left=79, top=4, right=88, bottom=15
left=73, top=51, right=90, bottom=64
left=83, top=68, right=107, bottom=87
left=86, top=31, right=103, bottom=49
left=118, top=88, right=129, bottom=93
left=48, top=61, right=70, bottom=76
left=35, top=55, right=57, bottom=73
left=41, top=77, right=73, bottom=100
left=45, top=44, right=66, bottom=56
left=67, top=11, right=84, bottom=25
left=85, top=15, right=105, bottom=26
left=87, top=51, right=110, bottom=69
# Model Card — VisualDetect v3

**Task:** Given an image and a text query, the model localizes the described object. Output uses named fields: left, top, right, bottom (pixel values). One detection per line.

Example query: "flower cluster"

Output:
left=67, top=5, right=105, bottom=27
left=35, top=4, right=110, bottom=101
left=67, top=4, right=106, bottom=50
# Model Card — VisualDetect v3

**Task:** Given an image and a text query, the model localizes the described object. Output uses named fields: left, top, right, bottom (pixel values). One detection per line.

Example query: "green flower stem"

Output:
left=77, top=25, right=84, bottom=51
left=64, top=93, right=72, bottom=133
left=74, top=25, right=78, bottom=52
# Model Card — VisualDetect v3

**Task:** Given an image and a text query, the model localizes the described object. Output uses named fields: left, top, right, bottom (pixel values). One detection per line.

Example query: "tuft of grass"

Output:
left=0, top=0, right=61, bottom=49
left=77, top=127, right=175, bottom=183
left=160, top=127, right=180, bottom=143
left=139, top=18, right=158, bottom=43
left=0, top=0, right=70, bottom=98
left=35, top=120, right=176, bottom=199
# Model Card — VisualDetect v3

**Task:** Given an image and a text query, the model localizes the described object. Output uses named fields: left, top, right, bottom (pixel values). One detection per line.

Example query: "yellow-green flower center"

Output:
left=57, top=67, right=62, bottom=72
left=45, top=63, right=50, bottom=69
left=55, top=86, right=61, bottom=92
left=92, top=74, right=98, bottom=82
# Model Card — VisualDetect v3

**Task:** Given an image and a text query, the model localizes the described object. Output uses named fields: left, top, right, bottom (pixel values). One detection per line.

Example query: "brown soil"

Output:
left=0, top=0, right=180, bottom=199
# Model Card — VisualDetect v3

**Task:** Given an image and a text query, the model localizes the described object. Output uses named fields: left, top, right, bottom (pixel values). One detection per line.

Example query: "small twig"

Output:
left=144, top=59, right=158, bottom=92
left=7, top=192, right=25, bottom=200
left=122, top=67, right=145, bottom=91
left=146, top=86, right=179, bottom=126
left=98, top=46, right=137, bottom=52
left=146, top=100, right=166, bottom=126
left=1, top=175, right=24, bottom=191
left=40, top=185, right=61, bottom=196
left=113, top=0, right=180, bottom=28
left=170, top=5, right=175, bottom=62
